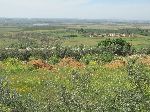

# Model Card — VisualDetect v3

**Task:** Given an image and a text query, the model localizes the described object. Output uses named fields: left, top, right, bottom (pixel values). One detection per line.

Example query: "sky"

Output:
left=0, top=0, right=150, bottom=20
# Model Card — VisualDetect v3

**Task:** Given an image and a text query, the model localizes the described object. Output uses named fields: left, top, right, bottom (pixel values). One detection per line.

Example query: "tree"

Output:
left=98, top=38, right=133, bottom=56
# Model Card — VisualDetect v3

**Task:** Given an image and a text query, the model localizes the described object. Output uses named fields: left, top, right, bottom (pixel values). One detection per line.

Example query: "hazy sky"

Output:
left=0, top=0, right=150, bottom=20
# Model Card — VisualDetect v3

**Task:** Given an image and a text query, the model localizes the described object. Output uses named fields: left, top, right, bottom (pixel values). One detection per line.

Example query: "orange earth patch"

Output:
left=138, top=55, right=150, bottom=66
left=28, top=59, right=53, bottom=70
left=58, top=57, right=85, bottom=68
left=105, top=60, right=126, bottom=69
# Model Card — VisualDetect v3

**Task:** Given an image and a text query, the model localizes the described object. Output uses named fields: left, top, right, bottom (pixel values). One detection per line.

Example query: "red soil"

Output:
left=28, top=59, right=53, bottom=70
left=58, top=57, right=85, bottom=68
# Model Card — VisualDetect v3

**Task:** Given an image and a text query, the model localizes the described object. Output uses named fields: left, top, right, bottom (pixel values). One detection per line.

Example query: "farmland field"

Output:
left=63, top=36, right=150, bottom=48
left=0, top=19, right=150, bottom=111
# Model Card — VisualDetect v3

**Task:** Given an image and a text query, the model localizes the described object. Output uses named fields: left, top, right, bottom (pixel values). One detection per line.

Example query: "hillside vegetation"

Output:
left=0, top=21, right=150, bottom=111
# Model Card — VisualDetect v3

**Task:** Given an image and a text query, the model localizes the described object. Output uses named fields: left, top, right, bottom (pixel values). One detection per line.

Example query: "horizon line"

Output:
left=0, top=17, right=150, bottom=21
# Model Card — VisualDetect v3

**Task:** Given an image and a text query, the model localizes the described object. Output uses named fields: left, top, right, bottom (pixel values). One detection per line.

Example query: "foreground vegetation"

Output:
left=0, top=38, right=150, bottom=111
left=0, top=20, right=150, bottom=111
left=0, top=55, right=150, bottom=111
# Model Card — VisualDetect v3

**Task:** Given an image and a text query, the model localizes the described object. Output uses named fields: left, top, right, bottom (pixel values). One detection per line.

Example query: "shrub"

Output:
left=0, top=49, right=8, bottom=61
left=80, top=54, right=96, bottom=65
left=2, top=58, right=24, bottom=72
left=48, top=55, right=60, bottom=64
left=98, top=38, right=133, bottom=56
left=0, top=78, right=24, bottom=111
left=138, top=47, right=150, bottom=55
left=100, top=51, right=114, bottom=63
left=0, top=77, right=41, bottom=112
left=113, top=60, right=150, bottom=111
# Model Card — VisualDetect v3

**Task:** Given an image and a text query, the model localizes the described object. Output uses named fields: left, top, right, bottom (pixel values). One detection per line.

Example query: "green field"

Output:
left=0, top=25, right=150, bottom=49
left=63, top=36, right=150, bottom=48
left=0, top=27, right=21, bottom=34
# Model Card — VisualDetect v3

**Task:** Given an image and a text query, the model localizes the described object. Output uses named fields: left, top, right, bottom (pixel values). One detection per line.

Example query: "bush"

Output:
left=100, top=51, right=114, bottom=63
left=0, top=77, right=42, bottom=112
left=98, top=38, right=133, bottom=56
left=48, top=55, right=60, bottom=64
left=138, top=47, right=150, bottom=55
left=2, top=58, right=32, bottom=73
left=80, top=54, right=97, bottom=65
left=0, top=78, right=24, bottom=111
left=113, top=60, right=150, bottom=111
left=0, top=49, right=8, bottom=61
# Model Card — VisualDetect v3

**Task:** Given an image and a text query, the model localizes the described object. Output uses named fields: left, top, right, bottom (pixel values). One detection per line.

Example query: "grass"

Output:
left=63, top=36, right=150, bottom=49
left=1, top=57, right=150, bottom=111
left=0, top=27, right=21, bottom=34
left=0, top=59, right=128, bottom=100
left=0, top=38, right=18, bottom=48
left=124, top=36, right=150, bottom=49
left=63, top=37, right=102, bottom=46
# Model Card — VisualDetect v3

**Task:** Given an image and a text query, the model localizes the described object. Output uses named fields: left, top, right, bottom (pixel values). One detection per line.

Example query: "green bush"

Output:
left=48, top=55, right=60, bottom=64
left=98, top=38, right=133, bottom=56
left=80, top=54, right=97, bottom=65
left=100, top=51, right=114, bottom=63
left=138, top=47, right=150, bottom=54
left=0, top=78, right=24, bottom=111
left=0, top=77, right=42, bottom=112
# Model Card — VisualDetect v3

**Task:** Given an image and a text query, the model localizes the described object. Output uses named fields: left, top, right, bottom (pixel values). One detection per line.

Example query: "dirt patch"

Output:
left=138, top=55, right=150, bottom=66
left=128, top=55, right=150, bottom=67
left=105, top=60, right=126, bottom=69
left=58, top=57, right=85, bottom=68
left=28, top=59, right=53, bottom=70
